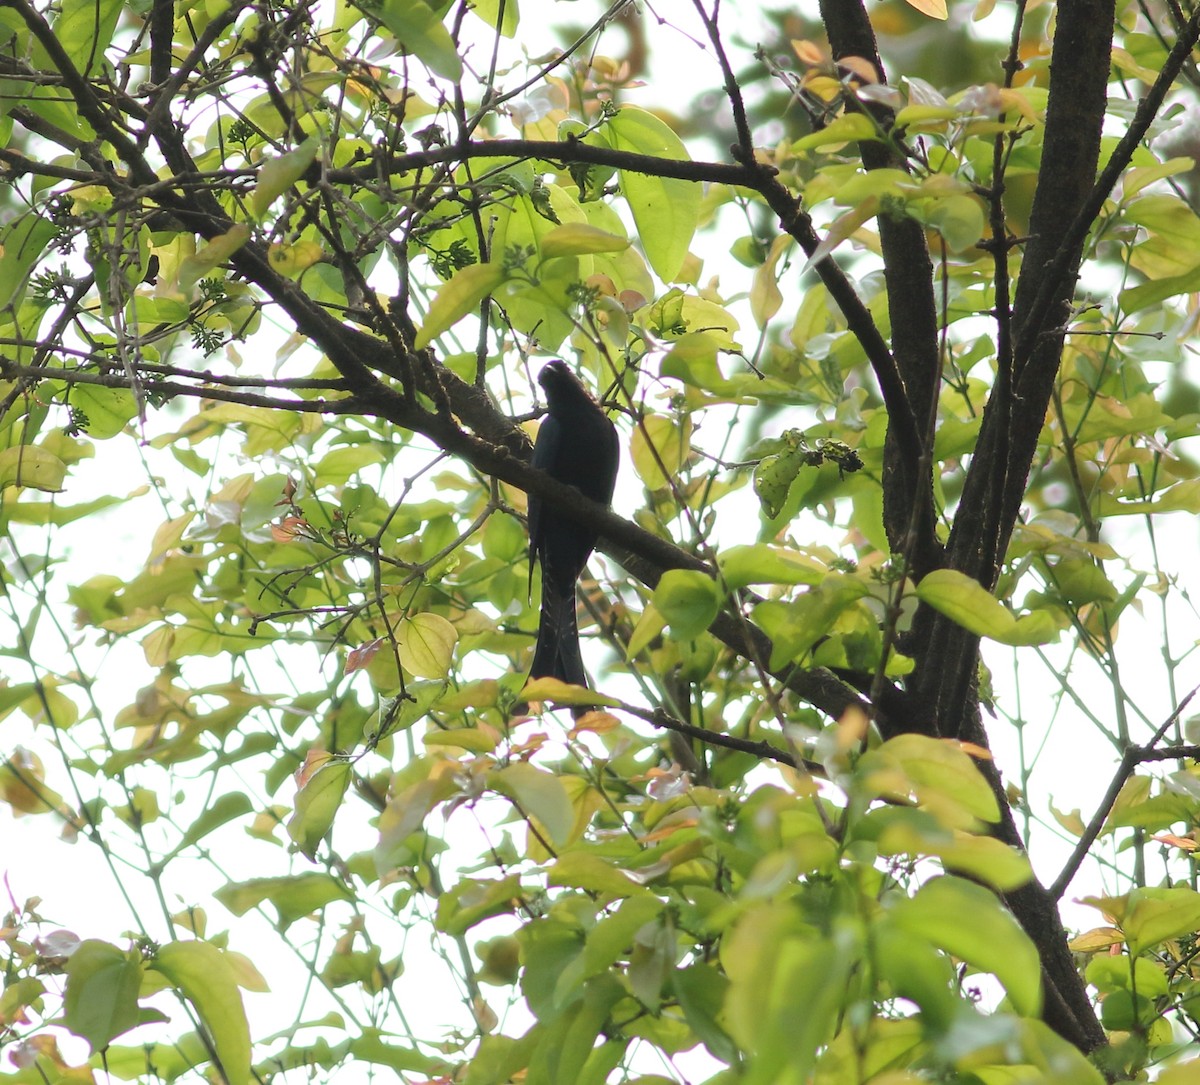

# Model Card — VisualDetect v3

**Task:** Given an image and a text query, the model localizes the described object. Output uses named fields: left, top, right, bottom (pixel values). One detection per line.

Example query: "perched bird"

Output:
left=527, top=360, right=620, bottom=696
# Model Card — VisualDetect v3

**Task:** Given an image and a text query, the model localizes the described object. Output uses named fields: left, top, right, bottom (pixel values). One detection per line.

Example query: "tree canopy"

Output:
left=5, top=0, right=1200, bottom=1081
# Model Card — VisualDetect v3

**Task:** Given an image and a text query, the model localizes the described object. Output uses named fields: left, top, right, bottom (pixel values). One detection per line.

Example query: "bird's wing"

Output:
left=527, top=412, right=562, bottom=586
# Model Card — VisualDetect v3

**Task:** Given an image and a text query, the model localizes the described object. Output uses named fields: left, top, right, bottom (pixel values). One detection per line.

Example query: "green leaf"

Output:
left=214, top=873, right=354, bottom=929
left=0, top=214, right=56, bottom=310
left=673, top=963, right=736, bottom=1062
left=5, top=493, right=124, bottom=526
left=889, top=876, right=1041, bottom=1016
left=865, top=807, right=1031, bottom=890
left=373, top=0, right=463, bottom=80
left=793, top=112, right=879, bottom=150
left=469, top=0, right=519, bottom=36
left=719, top=544, right=828, bottom=589
left=397, top=612, right=458, bottom=679
left=652, top=569, right=720, bottom=641
left=527, top=976, right=625, bottom=1085
left=870, top=919, right=959, bottom=1030
left=252, top=135, right=320, bottom=219
left=152, top=941, right=251, bottom=1085
left=922, top=193, right=985, bottom=251
left=1122, top=886, right=1200, bottom=956
left=64, top=940, right=144, bottom=1052
left=625, top=603, right=667, bottom=659
left=607, top=107, right=700, bottom=281
left=548, top=853, right=647, bottom=899
left=753, top=577, right=868, bottom=668
left=723, top=904, right=860, bottom=1085
left=414, top=262, right=507, bottom=349
left=168, top=792, right=254, bottom=860
left=572, top=896, right=665, bottom=992
left=1096, top=477, right=1200, bottom=516
left=288, top=758, right=352, bottom=860
left=490, top=761, right=574, bottom=847
left=435, top=875, right=523, bottom=936
left=855, top=734, right=1001, bottom=826
left=68, top=385, right=138, bottom=439
left=916, top=568, right=1058, bottom=646
left=178, top=224, right=251, bottom=294
left=0, top=445, right=67, bottom=492
left=55, top=0, right=123, bottom=75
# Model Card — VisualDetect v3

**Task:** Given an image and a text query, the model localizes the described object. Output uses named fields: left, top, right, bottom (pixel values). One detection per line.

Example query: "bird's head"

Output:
left=538, top=360, right=593, bottom=409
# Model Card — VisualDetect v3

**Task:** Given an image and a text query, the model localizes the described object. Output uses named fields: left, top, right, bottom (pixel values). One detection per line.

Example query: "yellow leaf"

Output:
left=267, top=239, right=324, bottom=276
left=1067, top=927, right=1125, bottom=952
left=750, top=235, right=793, bottom=329
left=904, top=0, right=948, bottom=18
left=539, top=223, right=630, bottom=259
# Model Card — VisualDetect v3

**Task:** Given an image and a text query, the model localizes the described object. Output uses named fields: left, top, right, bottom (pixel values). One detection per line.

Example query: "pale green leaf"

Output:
left=718, top=544, right=828, bottom=589
left=630, top=413, right=690, bottom=490
left=749, top=235, right=793, bottom=328
left=607, top=106, right=700, bottom=281
left=0, top=214, right=56, bottom=309
left=178, top=225, right=251, bottom=294
left=152, top=941, right=251, bottom=1085
left=435, top=875, right=523, bottom=936
left=68, top=385, right=138, bottom=440
left=520, top=675, right=619, bottom=707
left=793, top=112, right=879, bottom=151
left=548, top=853, right=647, bottom=898
left=470, top=0, right=519, bottom=36
left=1123, top=886, right=1200, bottom=956
left=0, top=445, right=67, bottom=492
left=857, top=733, right=1001, bottom=824
left=923, top=193, right=985, bottom=251
left=414, top=262, right=507, bottom=349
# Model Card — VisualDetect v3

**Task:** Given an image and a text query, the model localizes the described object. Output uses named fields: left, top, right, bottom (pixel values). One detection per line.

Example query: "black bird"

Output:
left=527, top=360, right=620, bottom=695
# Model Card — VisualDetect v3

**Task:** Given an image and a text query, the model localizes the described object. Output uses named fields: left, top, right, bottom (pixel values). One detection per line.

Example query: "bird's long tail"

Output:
left=530, top=578, right=587, bottom=689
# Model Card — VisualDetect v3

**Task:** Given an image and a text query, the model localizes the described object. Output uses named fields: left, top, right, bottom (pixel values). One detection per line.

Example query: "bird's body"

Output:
left=527, top=361, right=619, bottom=691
